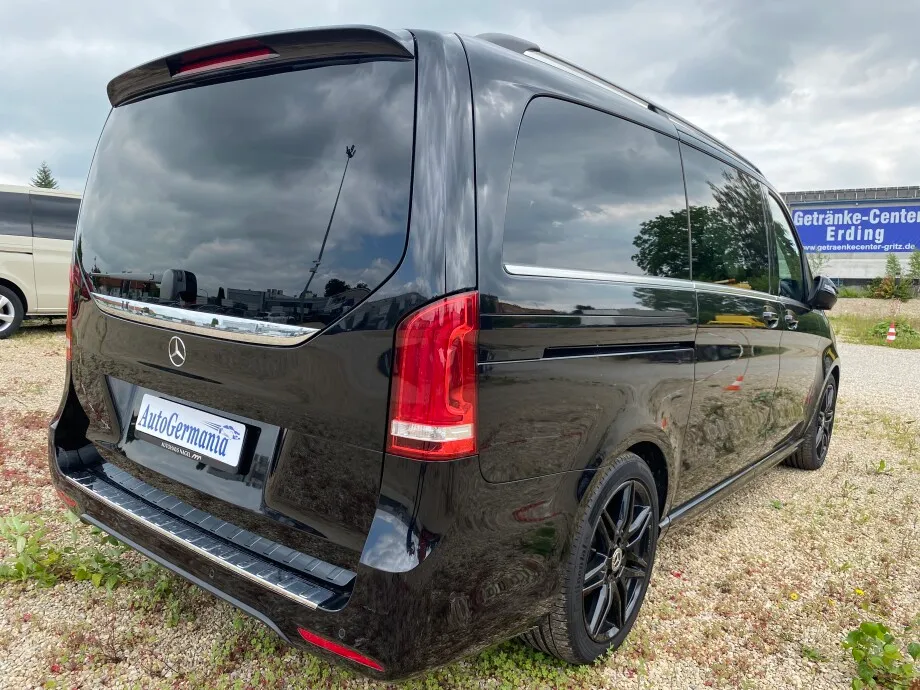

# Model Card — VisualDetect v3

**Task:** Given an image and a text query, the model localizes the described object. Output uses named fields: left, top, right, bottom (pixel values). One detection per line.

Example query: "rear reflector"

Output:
left=56, top=489, right=76, bottom=509
left=387, top=292, right=479, bottom=461
left=175, top=47, right=275, bottom=76
left=297, top=628, right=384, bottom=672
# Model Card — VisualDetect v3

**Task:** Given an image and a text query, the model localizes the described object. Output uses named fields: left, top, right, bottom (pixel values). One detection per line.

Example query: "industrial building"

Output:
left=782, top=186, right=920, bottom=283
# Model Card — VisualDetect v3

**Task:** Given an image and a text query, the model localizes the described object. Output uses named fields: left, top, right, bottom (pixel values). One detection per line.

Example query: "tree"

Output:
left=907, top=250, right=920, bottom=281
left=355, top=282, right=369, bottom=290
left=907, top=250, right=920, bottom=295
left=807, top=252, right=830, bottom=276
left=885, top=253, right=902, bottom=279
left=324, top=278, right=350, bottom=297
left=30, top=161, right=59, bottom=189
left=216, top=287, right=225, bottom=301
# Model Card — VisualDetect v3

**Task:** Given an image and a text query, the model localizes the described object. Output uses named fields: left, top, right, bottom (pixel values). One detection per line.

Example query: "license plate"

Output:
left=134, top=394, right=246, bottom=469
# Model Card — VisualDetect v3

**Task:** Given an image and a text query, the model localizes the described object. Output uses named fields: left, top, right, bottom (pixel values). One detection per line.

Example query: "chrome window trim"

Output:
left=504, top=263, right=789, bottom=303
left=91, top=293, right=320, bottom=346
left=503, top=263, right=696, bottom=291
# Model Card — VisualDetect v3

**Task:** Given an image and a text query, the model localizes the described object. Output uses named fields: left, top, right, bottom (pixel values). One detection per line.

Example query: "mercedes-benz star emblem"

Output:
left=168, top=336, right=186, bottom=368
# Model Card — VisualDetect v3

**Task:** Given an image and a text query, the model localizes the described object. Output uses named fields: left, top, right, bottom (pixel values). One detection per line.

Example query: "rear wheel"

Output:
left=0, top=286, right=24, bottom=339
left=785, top=378, right=836, bottom=470
left=522, top=452, right=659, bottom=664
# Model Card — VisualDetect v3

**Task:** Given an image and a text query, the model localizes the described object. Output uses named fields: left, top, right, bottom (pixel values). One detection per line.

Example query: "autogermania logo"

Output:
left=137, top=404, right=235, bottom=457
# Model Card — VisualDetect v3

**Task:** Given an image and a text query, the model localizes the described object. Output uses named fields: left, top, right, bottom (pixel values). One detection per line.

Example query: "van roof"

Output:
left=0, top=183, right=81, bottom=199
left=472, top=32, right=761, bottom=176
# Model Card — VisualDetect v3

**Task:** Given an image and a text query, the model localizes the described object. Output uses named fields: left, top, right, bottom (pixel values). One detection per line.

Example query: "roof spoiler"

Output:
left=107, top=25, right=414, bottom=107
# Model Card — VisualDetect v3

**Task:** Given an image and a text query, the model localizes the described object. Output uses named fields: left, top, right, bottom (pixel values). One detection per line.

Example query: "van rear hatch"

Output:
left=70, top=28, right=416, bottom=572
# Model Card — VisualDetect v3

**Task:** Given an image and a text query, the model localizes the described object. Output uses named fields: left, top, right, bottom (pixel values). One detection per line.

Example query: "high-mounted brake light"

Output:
left=386, top=292, right=479, bottom=461
left=175, top=46, right=275, bottom=76
left=297, top=628, right=384, bottom=672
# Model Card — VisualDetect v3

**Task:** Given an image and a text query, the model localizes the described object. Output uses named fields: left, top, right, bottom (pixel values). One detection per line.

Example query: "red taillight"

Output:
left=175, top=47, right=275, bottom=76
left=386, top=291, right=479, bottom=461
left=297, top=628, right=384, bottom=672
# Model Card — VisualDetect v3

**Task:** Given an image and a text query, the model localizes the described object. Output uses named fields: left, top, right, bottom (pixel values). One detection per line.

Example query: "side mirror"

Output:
left=809, top=276, right=838, bottom=311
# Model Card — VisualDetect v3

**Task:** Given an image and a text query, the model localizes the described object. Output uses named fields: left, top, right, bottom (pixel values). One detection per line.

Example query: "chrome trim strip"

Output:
left=504, top=263, right=785, bottom=302
left=91, top=293, right=320, bottom=345
left=503, top=263, right=696, bottom=291
left=64, top=473, right=331, bottom=609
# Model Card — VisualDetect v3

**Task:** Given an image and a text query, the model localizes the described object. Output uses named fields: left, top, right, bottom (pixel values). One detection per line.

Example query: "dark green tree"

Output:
left=31, top=161, right=59, bottom=189
left=632, top=208, right=691, bottom=278
left=216, top=287, right=226, bottom=301
left=324, top=278, right=350, bottom=297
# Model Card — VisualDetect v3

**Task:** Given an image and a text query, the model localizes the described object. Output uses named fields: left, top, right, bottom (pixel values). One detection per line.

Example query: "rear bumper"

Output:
left=49, top=419, right=586, bottom=680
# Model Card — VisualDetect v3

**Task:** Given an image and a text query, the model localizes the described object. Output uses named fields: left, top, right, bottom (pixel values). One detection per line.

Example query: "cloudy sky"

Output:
left=1, top=0, right=917, bottom=194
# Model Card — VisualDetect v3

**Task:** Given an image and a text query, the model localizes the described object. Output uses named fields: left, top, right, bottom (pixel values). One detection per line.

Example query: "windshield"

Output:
left=77, top=58, right=415, bottom=341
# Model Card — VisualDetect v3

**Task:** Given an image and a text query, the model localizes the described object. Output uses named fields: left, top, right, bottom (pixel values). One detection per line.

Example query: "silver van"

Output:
left=0, top=184, right=80, bottom=338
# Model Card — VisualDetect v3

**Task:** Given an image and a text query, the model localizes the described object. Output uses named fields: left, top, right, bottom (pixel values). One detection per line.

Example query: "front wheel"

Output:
left=785, top=378, right=836, bottom=470
left=522, top=452, right=659, bottom=664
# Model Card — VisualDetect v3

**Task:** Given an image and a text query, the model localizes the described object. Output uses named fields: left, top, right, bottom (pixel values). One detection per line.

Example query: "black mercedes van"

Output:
left=49, top=26, right=840, bottom=679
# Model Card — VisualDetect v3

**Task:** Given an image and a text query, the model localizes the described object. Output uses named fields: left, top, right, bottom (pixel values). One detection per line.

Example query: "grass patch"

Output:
left=828, top=314, right=920, bottom=349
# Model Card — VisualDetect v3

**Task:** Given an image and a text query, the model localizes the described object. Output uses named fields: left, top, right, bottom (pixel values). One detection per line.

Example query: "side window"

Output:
left=503, top=97, right=690, bottom=279
left=681, top=145, right=770, bottom=293
left=765, top=193, right=805, bottom=301
left=30, top=195, right=79, bottom=241
left=0, top=191, right=32, bottom=237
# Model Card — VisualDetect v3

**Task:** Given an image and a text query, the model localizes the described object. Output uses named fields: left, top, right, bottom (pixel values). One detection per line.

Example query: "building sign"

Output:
left=792, top=205, right=920, bottom=253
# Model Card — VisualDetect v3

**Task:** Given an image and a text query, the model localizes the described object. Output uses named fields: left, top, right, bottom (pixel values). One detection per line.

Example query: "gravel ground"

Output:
left=1, top=324, right=919, bottom=689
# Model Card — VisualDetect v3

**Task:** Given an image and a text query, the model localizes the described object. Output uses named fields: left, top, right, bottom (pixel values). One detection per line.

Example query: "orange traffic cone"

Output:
left=887, top=323, right=897, bottom=342
left=725, top=375, right=744, bottom=391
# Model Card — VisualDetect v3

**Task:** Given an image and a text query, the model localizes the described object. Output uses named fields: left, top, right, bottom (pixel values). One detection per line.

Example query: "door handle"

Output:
left=784, top=313, right=799, bottom=330
left=762, top=310, right=780, bottom=327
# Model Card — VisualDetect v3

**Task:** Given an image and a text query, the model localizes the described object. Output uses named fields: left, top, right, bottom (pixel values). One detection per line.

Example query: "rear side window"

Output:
left=78, top=59, right=415, bottom=330
left=0, top=191, right=31, bottom=237
left=31, top=195, right=79, bottom=240
left=765, top=192, right=805, bottom=301
left=502, top=97, right=690, bottom=279
left=681, top=145, right=770, bottom=293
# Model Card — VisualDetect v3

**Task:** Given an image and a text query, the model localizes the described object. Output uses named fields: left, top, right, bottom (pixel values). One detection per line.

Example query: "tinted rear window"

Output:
left=0, top=191, right=31, bottom=237
left=502, top=97, right=689, bottom=279
left=31, top=194, right=79, bottom=240
left=78, top=59, right=415, bottom=331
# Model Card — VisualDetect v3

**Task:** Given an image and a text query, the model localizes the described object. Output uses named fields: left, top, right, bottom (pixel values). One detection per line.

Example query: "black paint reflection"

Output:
left=78, top=59, right=415, bottom=329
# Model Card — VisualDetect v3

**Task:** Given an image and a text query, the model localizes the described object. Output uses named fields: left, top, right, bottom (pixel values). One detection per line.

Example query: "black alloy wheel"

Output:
left=785, top=377, right=837, bottom=471
left=814, top=382, right=835, bottom=462
left=582, top=480, right=653, bottom=642
left=521, top=452, right=659, bottom=664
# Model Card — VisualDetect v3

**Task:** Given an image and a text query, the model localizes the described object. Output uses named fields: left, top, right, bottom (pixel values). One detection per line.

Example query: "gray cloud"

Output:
left=0, top=0, right=918, bottom=194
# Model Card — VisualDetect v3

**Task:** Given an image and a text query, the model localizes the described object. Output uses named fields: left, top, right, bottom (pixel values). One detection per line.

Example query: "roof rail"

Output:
left=475, top=33, right=761, bottom=174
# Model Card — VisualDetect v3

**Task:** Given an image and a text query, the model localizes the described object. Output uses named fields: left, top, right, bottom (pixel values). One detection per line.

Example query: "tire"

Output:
left=0, top=285, right=24, bottom=339
left=522, top=452, right=659, bottom=664
left=785, top=378, right=836, bottom=470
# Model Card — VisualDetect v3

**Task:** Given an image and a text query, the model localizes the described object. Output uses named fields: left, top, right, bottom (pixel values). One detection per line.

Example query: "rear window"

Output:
left=31, top=194, right=79, bottom=240
left=502, top=97, right=690, bottom=279
left=78, top=59, right=415, bottom=335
